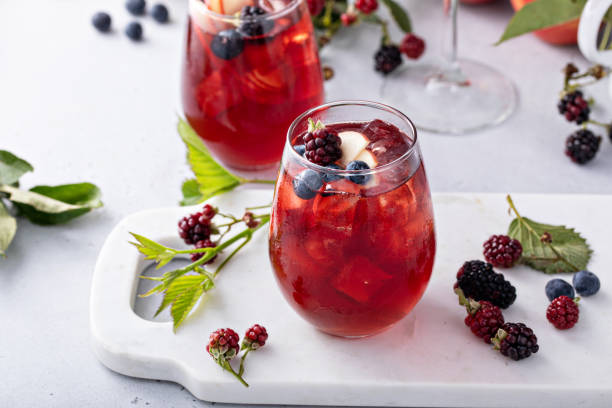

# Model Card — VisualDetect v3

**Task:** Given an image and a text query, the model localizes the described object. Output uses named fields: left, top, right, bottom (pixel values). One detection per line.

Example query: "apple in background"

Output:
left=510, top=0, right=578, bottom=45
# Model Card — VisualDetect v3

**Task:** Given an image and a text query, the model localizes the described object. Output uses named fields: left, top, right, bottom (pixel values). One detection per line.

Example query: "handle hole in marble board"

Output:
left=132, top=258, right=192, bottom=322
left=596, top=8, right=612, bottom=50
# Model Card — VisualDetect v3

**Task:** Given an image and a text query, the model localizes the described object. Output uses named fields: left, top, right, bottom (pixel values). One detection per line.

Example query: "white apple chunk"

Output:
left=354, top=149, right=377, bottom=169
left=338, top=131, right=369, bottom=168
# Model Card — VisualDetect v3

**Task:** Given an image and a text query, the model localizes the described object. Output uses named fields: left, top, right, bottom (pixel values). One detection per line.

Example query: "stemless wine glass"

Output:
left=381, top=0, right=517, bottom=134
left=269, top=101, right=436, bottom=337
left=181, top=0, right=324, bottom=171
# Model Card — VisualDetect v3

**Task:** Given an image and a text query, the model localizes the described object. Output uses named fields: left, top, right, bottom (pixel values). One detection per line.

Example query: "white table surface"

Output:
left=1, top=0, right=610, bottom=407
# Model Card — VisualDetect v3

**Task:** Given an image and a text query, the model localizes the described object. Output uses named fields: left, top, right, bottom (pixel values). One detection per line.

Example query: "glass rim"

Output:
left=286, top=100, right=419, bottom=176
left=189, top=0, right=301, bottom=22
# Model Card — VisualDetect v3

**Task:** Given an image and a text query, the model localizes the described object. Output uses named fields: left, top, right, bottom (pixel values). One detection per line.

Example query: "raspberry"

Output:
left=303, top=128, right=342, bottom=165
left=400, top=33, right=425, bottom=59
left=355, top=0, right=378, bottom=13
left=178, top=205, right=216, bottom=245
left=482, top=234, right=523, bottom=268
left=374, top=45, right=402, bottom=75
left=242, top=212, right=260, bottom=229
left=463, top=297, right=505, bottom=344
left=492, top=323, right=539, bottom=361
left=242, top=324, right=268, bottom=350
left=206, top=328, right=240, bottom=362
left=456, top=260, right=516, bottom=309
left=190, top=239, right=217, bottom=263
left=341, top=12, right=357, bottom=26
left=546, top=295, right=579, bottom=330
left=557, top=91, right=590, bottom=124
left=306, top=0, right=325, bottom=16
left=565, top=129, right=601, bottom=164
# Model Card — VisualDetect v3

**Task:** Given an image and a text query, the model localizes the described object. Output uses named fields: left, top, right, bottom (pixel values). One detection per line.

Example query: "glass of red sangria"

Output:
left=182, top=0, right=324, bottom=171
left=269, top=101, right=436, bottom=337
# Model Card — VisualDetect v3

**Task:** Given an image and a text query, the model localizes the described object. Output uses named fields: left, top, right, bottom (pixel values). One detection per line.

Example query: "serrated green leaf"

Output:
left=381, top=0, right=412, bottom=33
left=496, top=0, right=586, bottom=45
left=171, top=283, right=205, bottom=331
left=130, top=232, right=176, bottom=268
left=0, top=200, right=17, bottom=258
left=155, top=274, right=208, bottom=316
left=507, top=196, right=592, bottom=274
left=1, top=183, right=102, bottom=225
left=180, top=179, right=204, bottom=206
left=0, top=150, right=33, bottom=185
left=177, top=119, right=243, bottom=202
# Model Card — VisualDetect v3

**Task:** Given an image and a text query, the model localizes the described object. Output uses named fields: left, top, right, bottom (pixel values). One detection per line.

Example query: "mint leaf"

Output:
left=506, top=195, right=592, bottom=274
left=177, top=119, right=243, bottom=204
left=381, top=0, right=412, bottom=33
left=180, top=179, right=204, bottom=206
left=0, top=150, right=33, bottom=185
left=1, top=183, right=102, bottom=225
left=130, top=232, right=177, bottom=269
left=0, top=200, right=17, bottom=258
left=496, top=0, right=585, bottom=44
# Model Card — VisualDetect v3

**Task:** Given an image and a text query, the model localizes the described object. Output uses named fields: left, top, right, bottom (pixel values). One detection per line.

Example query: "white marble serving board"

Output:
left=90, top=191, right=612, bottom=407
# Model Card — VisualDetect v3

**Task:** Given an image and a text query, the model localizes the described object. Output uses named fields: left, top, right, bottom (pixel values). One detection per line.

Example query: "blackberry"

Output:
left=545, top=278, right=574, bottom=301
left=178, top=208, right=215, bottom=245
left=211, top=30, right=244, bottom=60
left=400, top=33, right=425, bottom=59
left=565, top=129, right=601, bottom=164
left=546, top=296, right=579, bottom=330
left=456, top=260, right=516, bottom=309
left=303, top=128, right=342, bottom=165
left=374, top=45, right=402, bottom=75
left=125, top=21, right=143, bottom=41
left=355, top=0, right=378, bottom=14
left=238, top=6, right=274, bottom=38
left=492, top=322, right=539, bottom=361
left=190, top=239, right=217, bottom=263
left=151, top=3, right=169, bottom=23
left=482, top=234, right=522, bottom=268
left=573, top=270, right=600, bottom=297
left=92, top=12, right=112, bottom=33
left=557, top=91, right=590, bottom=124
left=242, top=324, right=268, bottom=350
left=207, top=328, right=240, bottom=363
left=126, top=0, right=146, bottom=16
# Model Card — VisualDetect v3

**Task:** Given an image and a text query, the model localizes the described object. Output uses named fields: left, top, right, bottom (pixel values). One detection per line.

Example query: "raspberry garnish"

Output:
left=492, top=322, right=539, bottom=361
left=456, top=260, right=516, bottom=309
left=546, top=295, right=580, bottom=330
left=374, top=45, right=402, bottom=75
left=483, top=234, right=523, bottom=268
left=242, top=324, right=268, bottom=350
left=207, top=328, right=240, bottom=363
left=400, top=33, right=425, bottom=59
left=355, top=0, right=378, bottom=14
left=303, top=125, right=342, bottom=166
left=557, top=90, right=590, bottom=124
left=565, top=128, right=601, bottom=164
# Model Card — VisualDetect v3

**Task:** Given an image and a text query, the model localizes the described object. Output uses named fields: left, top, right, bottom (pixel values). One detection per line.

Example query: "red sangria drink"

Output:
left=182, top=0, right=324, bottom=171
left=269, top=101, right=436, bottom=337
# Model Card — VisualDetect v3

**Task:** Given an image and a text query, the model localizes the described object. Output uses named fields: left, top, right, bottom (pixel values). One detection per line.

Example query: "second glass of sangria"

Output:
left=269, top=101, right=436, bottom=337
left=182, top=0, right=324, bottom=171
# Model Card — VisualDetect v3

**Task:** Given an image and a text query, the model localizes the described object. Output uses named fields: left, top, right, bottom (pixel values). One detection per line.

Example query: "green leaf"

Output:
left=0, top=150, right=33, bottom=185
left=1, top=183, right=102, bottom=225
left=496, top=0, right=586, bottom=45
left=507, top=195, right=592, bottom=274
left=171, top=281, right=205, bottom=331
left=155, top=274, right=208, bottom=317
left=0, top=200, right=17, bottom=258
left=180, top=179, right=204, bottom=206
left=130, top=232, right=177, bottom=269
left=380, top=0, right=412, bottom=33
left=177, top=119, right=243, bottom=203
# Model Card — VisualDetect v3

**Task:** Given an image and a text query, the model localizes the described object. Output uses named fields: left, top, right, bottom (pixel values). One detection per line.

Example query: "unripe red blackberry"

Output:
left=400, top=33, right=425, bottom=59
left=303, top=128, right=342, bottom=165
left=565, top=129, right=601, bottom=164
left=492, top=323, right=539, bottom=361
left=191, top=239, right=217, bottom=263
left=546, top=295, right=579, bottom=330
left=374, top=45, right=402, bottom=75
left=483, top=234, right=523, bottom=268
left=341, top=12, right=357, bottom=26
left=464, top=299, right=505, bottom=344
left=207, top=328, right=240, bottom=362
left=242, top=212, right=260, bottom=229
left=242, top=324, right=268, bottom=350
left=355, top=0, right=378, bottom=14
left=557, top=91, right=590, bottom=124
left=178, top=205, right=217, bottom=245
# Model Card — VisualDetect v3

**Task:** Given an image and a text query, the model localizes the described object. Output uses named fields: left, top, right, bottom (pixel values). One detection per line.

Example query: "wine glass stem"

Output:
left=448, top=0, right=458, bottom=65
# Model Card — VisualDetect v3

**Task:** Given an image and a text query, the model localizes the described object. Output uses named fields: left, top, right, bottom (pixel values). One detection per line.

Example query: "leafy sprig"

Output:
left=0, top=150, right=102, bottom=257
left=506, top=195, right=591, bottom=274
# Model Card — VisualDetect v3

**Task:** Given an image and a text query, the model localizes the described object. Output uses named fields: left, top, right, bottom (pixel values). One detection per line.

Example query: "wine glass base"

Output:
left=380, top=58, right=518, bottom=135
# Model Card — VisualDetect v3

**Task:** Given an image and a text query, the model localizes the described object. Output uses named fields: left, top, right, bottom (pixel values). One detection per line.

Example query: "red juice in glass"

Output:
left=182, top=0, right=324, bottom=171
left=269, top=101, right=436, bottom=337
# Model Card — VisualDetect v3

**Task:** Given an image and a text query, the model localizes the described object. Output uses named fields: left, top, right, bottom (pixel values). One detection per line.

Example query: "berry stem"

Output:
left=221, top=360, right=249, bottom=387
left=242, top=179, right=276, bottom=185
left=238, top=348, right=251, bottom=376
left=245, top=203, right=272, bottom=210
left=586, top=119, right=611, bottom=130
